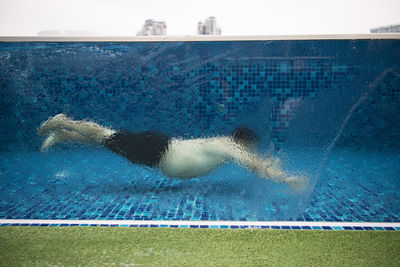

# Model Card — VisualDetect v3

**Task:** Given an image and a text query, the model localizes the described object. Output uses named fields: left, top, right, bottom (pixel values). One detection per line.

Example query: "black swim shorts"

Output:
left=102, top=130, right=170, bottom=167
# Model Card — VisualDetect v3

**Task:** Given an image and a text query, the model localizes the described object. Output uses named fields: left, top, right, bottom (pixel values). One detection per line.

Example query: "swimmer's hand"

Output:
left=283, top=175, right=308, bottom=193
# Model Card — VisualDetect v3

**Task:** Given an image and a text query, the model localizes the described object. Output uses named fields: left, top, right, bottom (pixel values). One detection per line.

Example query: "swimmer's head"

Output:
left=232, top=126, right=259, bottom=150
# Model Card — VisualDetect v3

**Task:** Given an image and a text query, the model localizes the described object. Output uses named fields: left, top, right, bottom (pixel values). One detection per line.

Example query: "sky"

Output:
left=0, top=0, right=399, bottom=36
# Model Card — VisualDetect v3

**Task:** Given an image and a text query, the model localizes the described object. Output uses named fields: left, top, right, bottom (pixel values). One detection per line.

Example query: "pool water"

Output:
left=1, top=147, right=399, bottom=222
left=0, top=39, right=399, bottom=223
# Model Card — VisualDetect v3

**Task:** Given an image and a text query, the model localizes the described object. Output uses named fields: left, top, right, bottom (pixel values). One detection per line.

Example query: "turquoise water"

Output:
left=1, top=148, right=399, bottom=221
left=0, top=40, right=399, bottom=222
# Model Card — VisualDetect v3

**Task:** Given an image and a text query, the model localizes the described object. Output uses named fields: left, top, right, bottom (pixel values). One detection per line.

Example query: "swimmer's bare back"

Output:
left=38, top=114, right=308, bottom=192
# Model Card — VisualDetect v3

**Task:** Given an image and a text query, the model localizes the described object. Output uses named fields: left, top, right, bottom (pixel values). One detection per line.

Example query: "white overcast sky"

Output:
left=0, top=0, right=399, bottom=36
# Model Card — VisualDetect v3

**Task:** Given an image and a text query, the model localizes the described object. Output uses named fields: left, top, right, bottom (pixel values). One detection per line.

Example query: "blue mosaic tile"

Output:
left=0, top=41, right=399, bottom=225
left=384, top=227, right=396, bottom=231
left=363, top=226, right=374, bottom=230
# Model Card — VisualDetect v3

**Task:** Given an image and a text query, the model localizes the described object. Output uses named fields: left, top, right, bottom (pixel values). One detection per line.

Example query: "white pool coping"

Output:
left=1, top=219, right=399, bottom=230
left=0, top=34, right=399, bottom=42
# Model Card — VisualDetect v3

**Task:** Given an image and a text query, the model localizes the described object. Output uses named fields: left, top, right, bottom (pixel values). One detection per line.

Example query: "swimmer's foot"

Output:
left=38, top=113, right=68, bottom=136
left=41, top=132, right=64, bottom=151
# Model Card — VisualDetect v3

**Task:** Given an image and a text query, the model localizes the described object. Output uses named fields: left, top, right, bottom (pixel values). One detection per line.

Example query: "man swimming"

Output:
left=38, top=114, right=307, bottom=191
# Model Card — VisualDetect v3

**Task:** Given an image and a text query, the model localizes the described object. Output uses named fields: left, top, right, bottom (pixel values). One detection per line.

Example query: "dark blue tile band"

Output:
left=0, top=222, right=400, bottom=230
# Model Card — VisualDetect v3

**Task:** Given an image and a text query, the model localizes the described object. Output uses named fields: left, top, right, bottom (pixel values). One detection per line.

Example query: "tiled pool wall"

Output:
left=0, top=39, right=399, bottom=151
left=0, top=37, right=399, bottom=225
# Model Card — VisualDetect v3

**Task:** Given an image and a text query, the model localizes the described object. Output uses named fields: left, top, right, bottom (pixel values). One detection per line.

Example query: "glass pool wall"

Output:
left=0, top=36, right=399, bottom=222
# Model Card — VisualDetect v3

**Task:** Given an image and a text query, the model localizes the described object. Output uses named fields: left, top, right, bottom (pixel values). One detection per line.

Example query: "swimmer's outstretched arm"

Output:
left=223, top=143, right=308, bottom=192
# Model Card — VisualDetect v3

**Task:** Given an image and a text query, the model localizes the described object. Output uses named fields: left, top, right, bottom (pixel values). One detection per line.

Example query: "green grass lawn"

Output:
left=0, top=226, right=399, bottom=266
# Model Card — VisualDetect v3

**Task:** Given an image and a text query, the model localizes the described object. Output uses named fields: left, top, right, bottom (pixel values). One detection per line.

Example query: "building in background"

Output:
left=137, top=19, right=167, bottom=36
left=370, top=24, right=400, bottom=33
left=198, top=17, right=221, bottom=35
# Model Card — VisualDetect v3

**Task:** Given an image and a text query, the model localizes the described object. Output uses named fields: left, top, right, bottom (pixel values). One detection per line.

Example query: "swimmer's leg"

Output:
left=38, top=114, right=69, bottom=136
left=38, top=114, right=116, bottom=150
left=41, top=128, right=106, bottom=151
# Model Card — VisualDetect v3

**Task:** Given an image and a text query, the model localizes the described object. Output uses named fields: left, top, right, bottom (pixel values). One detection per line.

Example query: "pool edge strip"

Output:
left=1, top=34, right=400, bottom=43
left=0, top=219, right=399, bottom=231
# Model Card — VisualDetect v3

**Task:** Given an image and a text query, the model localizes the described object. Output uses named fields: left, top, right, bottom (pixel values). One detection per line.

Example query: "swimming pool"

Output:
left=0, top=36, right=399, bottom=224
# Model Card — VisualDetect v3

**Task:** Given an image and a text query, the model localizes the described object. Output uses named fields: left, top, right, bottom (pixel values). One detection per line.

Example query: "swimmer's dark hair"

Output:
left=232, top=126, right=258, bottom=148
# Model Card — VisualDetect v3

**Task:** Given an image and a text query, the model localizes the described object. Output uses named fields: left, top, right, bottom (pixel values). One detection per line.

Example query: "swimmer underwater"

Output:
left=38, top=114, right=308, bottom=192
